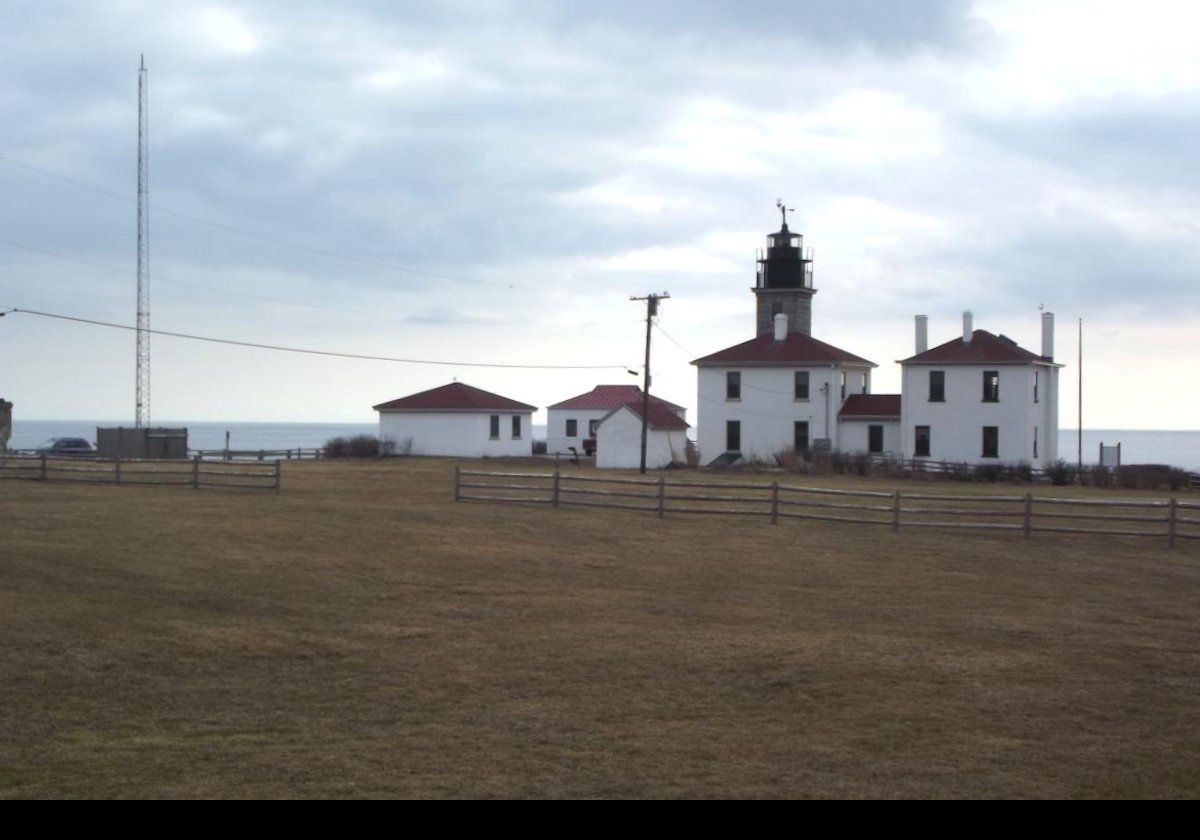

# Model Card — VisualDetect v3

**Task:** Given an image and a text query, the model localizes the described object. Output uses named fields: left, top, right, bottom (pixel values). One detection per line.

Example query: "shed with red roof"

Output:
left=373, top=382, right=535, bottom=458
left=545, top=384, right=686, bottom=456
left=594, top=401, right=691, bottom=469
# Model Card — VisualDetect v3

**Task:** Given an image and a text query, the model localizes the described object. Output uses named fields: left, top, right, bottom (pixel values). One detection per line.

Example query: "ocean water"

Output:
left=8, top=420, right=1200, bottom=471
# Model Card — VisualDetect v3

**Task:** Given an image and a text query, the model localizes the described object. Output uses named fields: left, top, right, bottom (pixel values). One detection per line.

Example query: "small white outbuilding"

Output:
left=373, top=381, right=535, bottom=458
left=546, top=384, right=686, bottom=455
left=595, top=402, right=690, bottom=469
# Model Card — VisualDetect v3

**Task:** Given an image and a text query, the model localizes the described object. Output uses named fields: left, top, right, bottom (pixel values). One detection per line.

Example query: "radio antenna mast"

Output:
left=135, top=54, right=150, bottom=428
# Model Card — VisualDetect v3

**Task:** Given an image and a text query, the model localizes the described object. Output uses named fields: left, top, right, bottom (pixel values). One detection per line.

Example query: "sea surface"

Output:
left=8, top=421, right=1200, bottom=471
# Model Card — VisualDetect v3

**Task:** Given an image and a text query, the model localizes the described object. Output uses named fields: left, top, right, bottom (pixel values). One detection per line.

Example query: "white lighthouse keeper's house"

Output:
left=898, top=311, right=1062, bottom=467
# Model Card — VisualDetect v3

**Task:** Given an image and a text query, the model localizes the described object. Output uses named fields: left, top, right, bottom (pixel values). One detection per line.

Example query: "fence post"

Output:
left=771, top=481, right=779, bottom=525
left=552, top=469, right=560, bottom=508
left=658, top=476, right=666, bottom=519
left=1023, top=492, right=1033, bottom=538
left=892, top=490, right=900, bottom=533
left=40, top=452, right=47, bottom=481
left=192, top=455, right=200, bottom=489
left=274, top=460, right=281, bottom=494
left=454, top=466, right=461, bottom=502
left=115, top=458, right=122, bottom=486
left=1169, top=497, right=1177, bottom=549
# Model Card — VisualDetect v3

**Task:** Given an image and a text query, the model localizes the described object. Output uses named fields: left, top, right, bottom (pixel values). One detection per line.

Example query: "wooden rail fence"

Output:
left=191, top=448, right=323, bottom=461
left=0, top=454, right=281, bottom=492
left=454, top=468, right=1198, bottom=549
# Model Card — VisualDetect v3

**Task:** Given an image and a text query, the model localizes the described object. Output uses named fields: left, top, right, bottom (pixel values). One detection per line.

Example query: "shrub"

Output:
left=975, top=464, right=1003, bottom=483
left=323, top=434, right=384, bottom=458
left=775, top=446, right=800, bottom=472
left=532, top=439, right=547, bottom=455
left=1045, top=459, right=1077, bottom=486
left=1115, top=464, right=1189, bottom=491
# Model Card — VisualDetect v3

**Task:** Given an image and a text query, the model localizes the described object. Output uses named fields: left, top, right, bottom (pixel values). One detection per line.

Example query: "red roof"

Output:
left=839, top=394, right=901, bottom=419
left=610, top=401, right=690, bottom=431
left=900, top=330, right=1049, bottom=365
left=373, top=382, right=535, bottom=412
left=692, top=333, right=874, bottom=367
left=548, top=384, right=684, bottom=411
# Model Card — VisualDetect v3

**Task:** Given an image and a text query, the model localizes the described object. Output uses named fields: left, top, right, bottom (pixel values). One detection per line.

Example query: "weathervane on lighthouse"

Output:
left=776, top=198, right=794, bottom=227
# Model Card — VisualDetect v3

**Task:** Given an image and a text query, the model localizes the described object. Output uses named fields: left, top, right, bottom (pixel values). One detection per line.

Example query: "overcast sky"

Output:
left=2, top=0, right=1197, bottom=429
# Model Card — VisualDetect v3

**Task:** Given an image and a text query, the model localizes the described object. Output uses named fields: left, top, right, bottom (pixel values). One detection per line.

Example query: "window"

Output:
left=914, top=425, right=931, bottom=457
left=726, top=420, right=741, bottom=452
left=860, top=373, right=868, bottom=394
left=840, top=371, right=846, bottom=401
left=982, top=426, right=999, bottom=458
left=983, top=371, right=1000, bottom=402
left=512, top=415, right=522, bottom=439
left=929, top=370, right=945, bottom=402
left=868, top=425, right=884, bottom=453
left=726, top=371, right=741, bottom=400
left=588, top=419, right=599, bottom=437
left=1033, top=426, right=1039, bottom=458
left=794, top=371, right=809, bottom=401
left=794, top=421, right=809, bottom=453
left=565, top=418, right=577, bottom=438
left=1034, top=371, right=1040, bottom=403
left=489, top=415, right=500, bottom=439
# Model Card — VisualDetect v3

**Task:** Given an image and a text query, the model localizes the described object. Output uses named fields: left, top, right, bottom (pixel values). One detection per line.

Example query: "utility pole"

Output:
left=1077, top=316, right=1083, bottom=475
left=135, top=54, right=151, bottom=429
left=630, top=292, right=669, bottom=474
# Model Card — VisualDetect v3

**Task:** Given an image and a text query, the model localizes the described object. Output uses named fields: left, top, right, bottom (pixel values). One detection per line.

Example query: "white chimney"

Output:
left=915, top=314, right=928, bottom=353
left=1042, top=311, right=1054, bottom=359
left=962, top=310, right=973, bottom=344
left=773, top=312, right=787, bottom=342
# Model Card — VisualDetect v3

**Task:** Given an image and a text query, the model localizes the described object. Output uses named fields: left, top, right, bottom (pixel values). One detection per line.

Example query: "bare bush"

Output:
left=324, top=435, right=384, bottom=459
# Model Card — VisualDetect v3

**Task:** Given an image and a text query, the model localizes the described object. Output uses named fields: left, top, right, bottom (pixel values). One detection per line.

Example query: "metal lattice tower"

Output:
left=135, top=55, right=150, bottom=428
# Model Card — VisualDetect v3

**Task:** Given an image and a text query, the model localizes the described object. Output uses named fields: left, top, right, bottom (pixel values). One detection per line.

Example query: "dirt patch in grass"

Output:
left=1, top=459, right=1198, bottom=798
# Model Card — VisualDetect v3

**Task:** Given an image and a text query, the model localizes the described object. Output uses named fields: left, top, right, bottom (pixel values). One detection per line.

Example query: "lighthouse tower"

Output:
left=753, top=202, right=816, bottom=336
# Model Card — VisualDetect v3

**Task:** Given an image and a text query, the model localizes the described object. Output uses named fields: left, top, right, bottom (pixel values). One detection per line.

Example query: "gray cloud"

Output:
left=1, top=1, right=1195, bottom=425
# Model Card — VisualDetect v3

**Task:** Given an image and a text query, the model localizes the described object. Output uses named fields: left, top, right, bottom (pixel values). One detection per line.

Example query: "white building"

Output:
left=693, top=316, right=878, bottom=462
left=546, top=385, right=685, bottom=455
left=595, top=402, right=690, bottom=469
left=692, top=213, right=884, bottom=464
left=899, top=312, right=1061, bottom=467
left=373, top=381, right=535, bottom=458
left=838, top=394, right=902, bottom=456
left=691, top=212, right=1059, bottom=468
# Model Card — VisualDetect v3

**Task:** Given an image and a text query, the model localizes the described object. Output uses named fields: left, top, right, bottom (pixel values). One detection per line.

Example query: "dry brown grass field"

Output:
left=2, top=458, right=1198, bottom=798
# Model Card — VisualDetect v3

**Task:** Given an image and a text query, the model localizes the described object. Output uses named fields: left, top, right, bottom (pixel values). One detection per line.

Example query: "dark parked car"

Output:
left=34, top=437, right=97, bottom=456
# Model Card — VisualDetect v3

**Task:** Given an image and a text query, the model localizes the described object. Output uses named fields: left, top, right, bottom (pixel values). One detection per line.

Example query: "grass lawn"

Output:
left=2, top=458, right=1198, bottom=798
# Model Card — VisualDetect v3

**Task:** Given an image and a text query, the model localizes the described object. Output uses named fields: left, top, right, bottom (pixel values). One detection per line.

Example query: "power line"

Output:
left=0, top=150, right=553, bottom=293
left=2, top=307, right=631, bottom=371
left=653, top=322, right=696, bottom=358
left=0, top=237, right=633, bottom=329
